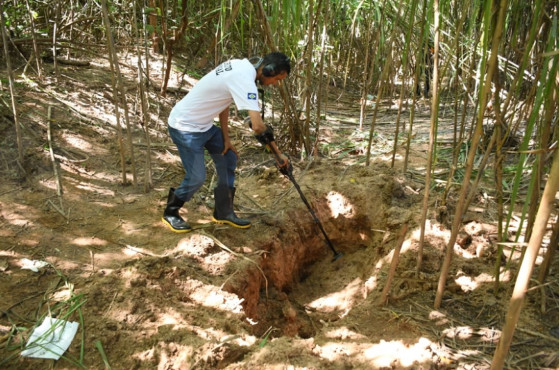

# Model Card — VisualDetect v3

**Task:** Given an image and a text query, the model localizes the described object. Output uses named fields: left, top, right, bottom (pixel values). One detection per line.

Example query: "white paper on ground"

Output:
left=20, top=258, right=49, bottom=272
left=21, top=317, right=79, bottom=359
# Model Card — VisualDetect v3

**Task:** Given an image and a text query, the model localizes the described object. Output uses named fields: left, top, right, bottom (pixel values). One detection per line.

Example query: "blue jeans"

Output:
left=169, top=125, right=237, bottom=202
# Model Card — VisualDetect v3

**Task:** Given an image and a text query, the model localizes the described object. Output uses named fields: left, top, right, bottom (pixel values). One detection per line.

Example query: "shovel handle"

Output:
left=269, top=149, right=343, bottom=261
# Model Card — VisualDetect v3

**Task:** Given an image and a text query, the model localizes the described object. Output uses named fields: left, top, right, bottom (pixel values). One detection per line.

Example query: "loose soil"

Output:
left=1, top=54, right=558, bottom=369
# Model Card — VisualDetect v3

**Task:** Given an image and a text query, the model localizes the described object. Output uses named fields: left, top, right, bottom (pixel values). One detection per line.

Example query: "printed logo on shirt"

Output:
left=247, top=92, right=257, bottom=100
left=216, top=61, right=233, bottom=76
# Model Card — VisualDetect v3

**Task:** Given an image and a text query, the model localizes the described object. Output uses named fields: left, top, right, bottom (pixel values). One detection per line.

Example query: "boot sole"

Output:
left=211, top=216, right=251, bottom=229
left=161, top=218, right=192, bottom=233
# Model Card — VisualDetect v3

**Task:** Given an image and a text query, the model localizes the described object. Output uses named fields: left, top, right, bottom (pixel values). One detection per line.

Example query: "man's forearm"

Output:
left=219, top=109, right=230, bottom=139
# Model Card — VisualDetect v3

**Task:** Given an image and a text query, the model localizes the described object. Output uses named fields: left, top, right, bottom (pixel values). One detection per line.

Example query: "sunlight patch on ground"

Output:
left=455, top=272, right=496, bottom=292
left=159, top=311, right=191, bottom=327
left=38, top=178, right=59, bottom=192
left=313, top=337, right=436, bottom=367
left=324, top=326, right=368, bottom=340
left=46, top=257, right=81, bottom=270
left=62, top=132, right=94, bottom=152
left=363, top=275, right=378, bottom=296
left=174, top=234, right=214, bottom=256
left=49, top=284, right=74, bottom=302
left=133, top=343, right=194, bottom=369
left=1, top=203, right=34, bottom=227
left=442, top=325, right=501, bottom=344
left=186, top=278, right=245, bottom=314
left=378, top=153, right=404, bottom=162
left=119, top=220, right=152, bottom=236
left=0, top=250, right=21, bottom=258
left=120, top=267, right=143, bottom=287
left=453, top=243, right=477, bottom=259
left=363, top=338, right=435, bottom=367
left=75, top=182, right=116, bottom=196
left=427, top=220, right=450, bottom=243
left=156, top=342, right=194, bottom=369
left=157, top=148, right=181, bottom=166
left=308, top=278, right=363, bottom=313
left=147, top=306, right=255, bottom=346
left=71, top=236, right=107, bottom=247
left=429, top=310, right=449, bottom=326
left=133, top=347, right=157, bottom=364
left=326, top=191, right=355, bottom=218
left=170, top=234, right=235, bottom=274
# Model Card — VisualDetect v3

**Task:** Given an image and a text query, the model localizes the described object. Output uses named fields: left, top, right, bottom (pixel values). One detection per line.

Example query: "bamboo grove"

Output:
left=1, top=0, right=558, bottom=366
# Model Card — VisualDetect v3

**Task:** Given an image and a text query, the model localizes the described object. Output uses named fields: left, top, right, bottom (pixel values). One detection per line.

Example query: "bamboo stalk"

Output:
left=404, top=0, right=428, bottom=174
left=435, top=0, right=508, bottom=309
left=47, top=106, right=64, bottom=209
left=537, top=215, right=559, bottom=286
left=0, top=2, right=24, bottom=166
left=313, top=0, right=329, bottom=156
left=390, top=0, right=420, bottom=168
left=365, top=0, right=406, bottom=166
left=379, top=224, right=408, bottom=306
left=303, top=0, right=317, bottom=154
left=252, top=0, right=303, bottom=154
left=342, top=0, right=366, bottom=91
left=417, top=0, right=440, bottom=274
left=24, top=0, right=42, bottom=78
left=132, top=0, right=153, bottom=192
left=491, top=140, right=559, bottom=368
left=52, top=1, right=59, bottom=80
left=101, top=0, right=137, bottom=186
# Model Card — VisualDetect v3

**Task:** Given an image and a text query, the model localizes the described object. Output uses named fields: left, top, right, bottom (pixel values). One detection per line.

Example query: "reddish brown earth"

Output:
left=1, top=54, right=558, bottom=369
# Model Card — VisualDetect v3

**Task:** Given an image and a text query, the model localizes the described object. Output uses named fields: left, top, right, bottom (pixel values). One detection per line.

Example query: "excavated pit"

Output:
left=217, top=163, right=417, bottom=339
left=223, top=206, right=374, bottom=338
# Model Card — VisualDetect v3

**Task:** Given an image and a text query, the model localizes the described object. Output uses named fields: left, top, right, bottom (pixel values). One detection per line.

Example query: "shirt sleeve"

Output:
left=227, top=70, right=261, bottom=112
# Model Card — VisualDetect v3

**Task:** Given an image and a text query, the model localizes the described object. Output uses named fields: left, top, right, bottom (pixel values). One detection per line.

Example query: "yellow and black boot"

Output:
left=162, top=188, right=192, bottom=233
left=212, top=185, right=251, bottom=228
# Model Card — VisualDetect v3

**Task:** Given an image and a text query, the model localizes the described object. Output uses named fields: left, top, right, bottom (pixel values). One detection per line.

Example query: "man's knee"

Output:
left=190, top=176, right=206, bottom=191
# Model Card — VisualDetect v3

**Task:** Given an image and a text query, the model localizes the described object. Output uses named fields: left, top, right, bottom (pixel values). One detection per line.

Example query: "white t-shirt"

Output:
left=169, top=58, right=260, bottom=132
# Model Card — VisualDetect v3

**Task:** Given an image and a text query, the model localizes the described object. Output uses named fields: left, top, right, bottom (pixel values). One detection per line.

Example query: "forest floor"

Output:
left=1, top=52, right=558, bottom=369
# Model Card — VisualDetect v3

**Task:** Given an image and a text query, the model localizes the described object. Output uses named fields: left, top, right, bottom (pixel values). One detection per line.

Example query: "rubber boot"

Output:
left=162, top=188, right=192, bottom=233
left=212, top=185, right=251, bottom=228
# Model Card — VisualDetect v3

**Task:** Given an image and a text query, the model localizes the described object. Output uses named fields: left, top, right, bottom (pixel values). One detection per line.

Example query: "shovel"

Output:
left=270, top=148, right=344, bottom=262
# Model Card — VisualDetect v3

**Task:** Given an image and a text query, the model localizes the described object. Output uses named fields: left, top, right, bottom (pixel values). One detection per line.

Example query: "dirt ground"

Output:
left=1, top=53, right=558, bottom=369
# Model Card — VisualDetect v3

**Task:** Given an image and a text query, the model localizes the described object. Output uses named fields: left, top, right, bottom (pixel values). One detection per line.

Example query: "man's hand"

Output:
left=222, top=138, right=239, bottom=158
left=219, top=109, right=238, bottom=158
left=276, top=153, right=292, bottom=176
left=268, top=142, right=291, bottom=175
left=246, top=110, right=291, bottom=175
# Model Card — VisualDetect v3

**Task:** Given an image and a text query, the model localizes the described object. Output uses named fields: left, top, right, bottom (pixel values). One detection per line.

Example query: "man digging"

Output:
left=163, top=52, right=291, bottom=233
